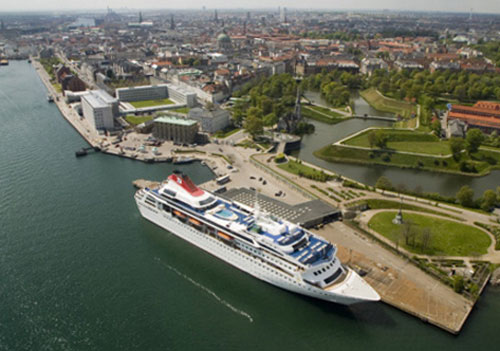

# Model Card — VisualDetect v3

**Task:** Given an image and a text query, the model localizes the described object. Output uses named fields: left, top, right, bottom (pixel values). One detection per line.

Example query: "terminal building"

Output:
left=81, top=90, right=118, bottom=131
left=116, top=84, right=197, bottom=107
left=187, top=107, right=230, bottom=133
left=152, top=115, right=199, bottom=144
left=222, top=188, right=341, bottom=228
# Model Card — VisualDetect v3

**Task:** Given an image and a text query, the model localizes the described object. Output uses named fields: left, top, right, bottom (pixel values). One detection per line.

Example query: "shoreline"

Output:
left=31, top=58, right=492, bottom=335
left=31, top=58, right=224, bottom=168
left=313, top=146, right=497, bottom=178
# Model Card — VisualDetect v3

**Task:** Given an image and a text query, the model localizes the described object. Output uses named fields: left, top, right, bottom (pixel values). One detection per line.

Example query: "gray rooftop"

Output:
left=222, top=188, right=340, bottom=228
left=83, top=90, right=117, bottom=108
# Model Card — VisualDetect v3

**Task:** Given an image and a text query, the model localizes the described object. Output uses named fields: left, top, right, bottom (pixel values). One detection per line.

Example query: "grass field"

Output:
left=347, top=199, right=462, bottom=220
left=314, top=144, right=497, bottom=176
left=213, top=126, right=241, bottom=138
left=52, top=83, right=62, bottom=93
left=343, top=129, right=451, bottom=155
left=171, top=107, right=190, bottom=114
left=368, top=211, right=491, bottom=256
left=125, top=115, right=153, bottom=125
left=130, top=98, right=174, bottom=108
left=360, top=88, right=416, bottom=118
left=301, top=105, right=348, bottom=124
left=278, top=160, right=332, bottom=182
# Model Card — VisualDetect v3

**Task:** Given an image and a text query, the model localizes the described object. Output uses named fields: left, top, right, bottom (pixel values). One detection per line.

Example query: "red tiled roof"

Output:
left=448, top=112, right=500, bottom=129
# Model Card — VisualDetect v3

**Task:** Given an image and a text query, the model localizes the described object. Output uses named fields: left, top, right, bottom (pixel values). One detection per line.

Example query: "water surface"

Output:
left=0, top=61, right=498, bottom=350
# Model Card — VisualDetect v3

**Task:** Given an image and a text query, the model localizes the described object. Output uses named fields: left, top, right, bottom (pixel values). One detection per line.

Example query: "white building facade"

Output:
left=81, top=90, right=118, bottom=131
left=187, top=108, right=230, bottom=133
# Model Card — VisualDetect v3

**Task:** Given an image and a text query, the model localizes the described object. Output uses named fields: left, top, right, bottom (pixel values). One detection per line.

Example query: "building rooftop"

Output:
left=222, top=188, right=340, bottom=228
left=154, top=115, right=198, bottom=126
left=82, top=90, right=117, bottom=108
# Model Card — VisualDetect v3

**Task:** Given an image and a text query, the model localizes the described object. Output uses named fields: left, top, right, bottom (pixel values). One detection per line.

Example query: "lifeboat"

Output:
left=173, top=210, right=186, bottom=218
left=217, top=231, right=233, bottom=241
left=189, top=217, right=201, bottom=226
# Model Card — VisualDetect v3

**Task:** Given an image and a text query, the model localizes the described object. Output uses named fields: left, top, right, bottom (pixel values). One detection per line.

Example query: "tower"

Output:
left=139, top=11, right=142, bottom=23
left=170, top=14, right=175, bottom=30
left=294, top=87, right=302, bottom=123
left=280, top=7, right=287, bottom=23
left=214, top=9, right=219, bottom=24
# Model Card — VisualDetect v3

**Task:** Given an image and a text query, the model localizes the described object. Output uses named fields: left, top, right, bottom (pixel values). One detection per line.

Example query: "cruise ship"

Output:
left=135, top=171, right=380, bottom=305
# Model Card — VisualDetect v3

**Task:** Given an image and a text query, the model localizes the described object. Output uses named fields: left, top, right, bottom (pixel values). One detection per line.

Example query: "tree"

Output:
left=431, top=119, right=442, bottom=136
left=480, top=189, right=497, bottom=212
left=421, top=228, right=432, bottom=253
left=401, top=220, right=414, bottom=246
left=243, top=109, right=264, bottom=139
left=374, top=130, right=388, bottom=148
left=449, top=137, right=465, bottom=160
left=456, top=185, right=475, bottom=208
left=465, top=128, right=485, bottom=154
left=453, top=275, right=465, bottom=293
left=375, top=176, right=393, bottom=191
left=262, top=112, right=278, bottom=127
left=368, top=131, right=377, bottom=148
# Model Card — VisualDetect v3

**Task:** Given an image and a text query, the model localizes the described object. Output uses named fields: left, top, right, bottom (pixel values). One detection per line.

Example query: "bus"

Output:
left=216, top=175, right=230, bottom=185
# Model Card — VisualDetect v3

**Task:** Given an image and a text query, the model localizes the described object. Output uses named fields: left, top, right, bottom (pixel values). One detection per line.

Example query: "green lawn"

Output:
left=343, top=129, right=440, bottom=148
left=307, top=104, right=345, bottom=117
left=314, top=144, right=495, bottom=176
left=301, top=105, right=348, bottom=124
left=386, top=141, right=450, bottom=155
left=278, top=160, right=332, bottom=182
left=130, top=98, right=174, bottom=108
left=125, top=115, right=153, bottom=125
left=330, top=128, right=500, bottom=174
left=213, top=126, right=241, bottom=138
left=348, top=199, right=462, bottom=221
left=368, top=211, right=491, bottom=256
left=52, top=83, right=62, bottom=93
left=171, top=107, right=190, bottom=114
left=360, top=88, right=416, bottom=118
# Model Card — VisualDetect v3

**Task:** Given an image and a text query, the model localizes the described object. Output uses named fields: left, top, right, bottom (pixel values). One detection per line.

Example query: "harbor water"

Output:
left=1, top=61, right=499, bottom=350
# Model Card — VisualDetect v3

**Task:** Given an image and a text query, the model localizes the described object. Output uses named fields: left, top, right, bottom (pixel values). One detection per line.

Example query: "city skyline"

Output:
left=1, top=1, right=500, bottom=14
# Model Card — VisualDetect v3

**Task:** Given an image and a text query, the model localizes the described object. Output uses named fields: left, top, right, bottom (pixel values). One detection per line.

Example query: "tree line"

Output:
left=376, top=175, right=500, bottom=212
left=301, top=70, right=361, bottom=107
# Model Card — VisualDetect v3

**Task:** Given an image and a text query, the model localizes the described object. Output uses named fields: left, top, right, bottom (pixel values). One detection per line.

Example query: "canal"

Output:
left=298, top=91, right=500, bottom=197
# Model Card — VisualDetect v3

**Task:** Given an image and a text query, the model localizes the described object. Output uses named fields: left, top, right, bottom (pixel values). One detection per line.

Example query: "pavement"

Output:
left=315, top=221, right=473, bottom=334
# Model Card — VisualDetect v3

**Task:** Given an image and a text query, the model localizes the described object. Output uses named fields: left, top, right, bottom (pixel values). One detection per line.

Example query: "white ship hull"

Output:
left=136, top=198, right=373, bottom=305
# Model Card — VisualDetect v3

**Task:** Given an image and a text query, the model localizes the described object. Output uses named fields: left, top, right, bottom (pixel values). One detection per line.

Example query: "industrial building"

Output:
left=152, top=116, right=199, bottom=144
left=81, top=90, right=118, bottom=131
left=187, top=107, right=230, bottom=133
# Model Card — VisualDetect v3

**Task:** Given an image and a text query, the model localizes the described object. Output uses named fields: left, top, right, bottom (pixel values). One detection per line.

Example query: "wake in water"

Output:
left=154, top=257, right=253, bottom=323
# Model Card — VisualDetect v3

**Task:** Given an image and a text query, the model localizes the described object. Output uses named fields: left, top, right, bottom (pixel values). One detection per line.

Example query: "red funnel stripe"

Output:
left=168, top=174, right=205, bottom=197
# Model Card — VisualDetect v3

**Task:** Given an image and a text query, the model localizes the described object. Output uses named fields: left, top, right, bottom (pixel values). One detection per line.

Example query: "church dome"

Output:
left=217, top=33, right=231, bottom=43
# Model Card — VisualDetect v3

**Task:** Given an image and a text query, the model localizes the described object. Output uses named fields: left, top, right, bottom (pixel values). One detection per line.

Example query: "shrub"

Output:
left=274, top=153, right=286, bottom=163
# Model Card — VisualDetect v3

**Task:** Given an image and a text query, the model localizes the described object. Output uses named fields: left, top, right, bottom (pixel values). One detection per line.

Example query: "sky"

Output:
left=3, top=0, right=500, bottom=14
